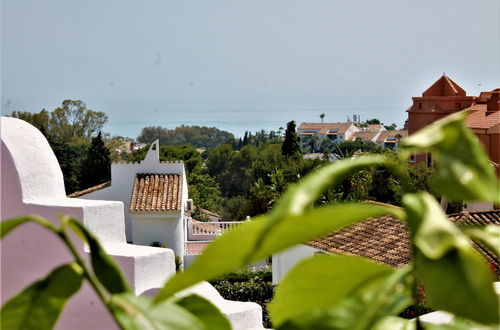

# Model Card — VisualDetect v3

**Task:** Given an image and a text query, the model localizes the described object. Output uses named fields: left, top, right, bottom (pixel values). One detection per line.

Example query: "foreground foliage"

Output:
left=1, top=111, right=499, bottom=329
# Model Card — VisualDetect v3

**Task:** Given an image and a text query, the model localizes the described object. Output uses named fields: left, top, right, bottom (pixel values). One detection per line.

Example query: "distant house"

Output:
left=297, top=122, right=359, bottom=147
left=347, top=124, right=386, bottom=142
left=273, top=209, right=500, bottom=283
left=375, top=130, right=408, bottom=150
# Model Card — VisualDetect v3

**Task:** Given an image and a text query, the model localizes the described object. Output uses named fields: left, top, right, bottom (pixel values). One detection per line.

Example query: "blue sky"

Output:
left=1, top=0, right=499, bottom=136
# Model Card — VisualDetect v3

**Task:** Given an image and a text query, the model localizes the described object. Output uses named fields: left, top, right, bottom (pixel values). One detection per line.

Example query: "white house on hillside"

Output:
left=72, top=140, right=189, bottom=259
left=297, top=122, right=359, bottom=146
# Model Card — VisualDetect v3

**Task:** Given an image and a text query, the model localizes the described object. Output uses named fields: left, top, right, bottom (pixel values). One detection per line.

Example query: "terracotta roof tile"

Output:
left=130, top=173, right=183, bottom=212
left=67, top=181, right=111, bottom=198
left=307, top=210, right=499, bottom=268
left=463, top=106, right=500, bottom=130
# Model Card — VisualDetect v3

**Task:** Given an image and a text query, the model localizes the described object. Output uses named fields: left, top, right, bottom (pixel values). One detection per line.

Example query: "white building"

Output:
left=297, top=122, right=359, bottom=146
left=73, top=140, right=188, bottom=259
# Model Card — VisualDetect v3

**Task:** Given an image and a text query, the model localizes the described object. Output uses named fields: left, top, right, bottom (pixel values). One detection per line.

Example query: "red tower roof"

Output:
left=422, top=75, right=467, bottom=97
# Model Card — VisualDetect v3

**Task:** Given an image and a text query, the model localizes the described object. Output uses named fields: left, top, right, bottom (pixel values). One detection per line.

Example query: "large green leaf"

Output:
left=64, top=217, right=131, bottom=294
left=269, top=254, right=411, bottom=328
left=1, top=215, right=56, bottom=239
left=0, top=263, right=84, bottom=330
left=403, top=192, right=499, bottom=325
left=155, top=203, right=402, bottom=302
left=400, top=112, right=500, bottom=203
left=110, top=293, right=226, bottom=330
left=461, top=225, right=500, bottom=258
left=175, top=295, right=231, bottom=330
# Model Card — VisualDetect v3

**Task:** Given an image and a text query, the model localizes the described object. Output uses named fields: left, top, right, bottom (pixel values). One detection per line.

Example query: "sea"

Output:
left=2, top=99, right=407, bottom=139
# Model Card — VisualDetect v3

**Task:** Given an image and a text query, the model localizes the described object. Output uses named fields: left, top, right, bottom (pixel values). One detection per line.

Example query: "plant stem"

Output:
left=57, top=230, right=111, bottom=305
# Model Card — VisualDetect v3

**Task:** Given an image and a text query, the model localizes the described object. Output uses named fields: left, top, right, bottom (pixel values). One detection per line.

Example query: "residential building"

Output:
left=297, top=122, right=358, bottom=147
left=273, top=209, right=499, bottom=283
left=70, top=140, right=189, bottom=260
left=406, top=75, right=499, bottom=174
left=375, top=130, right=408, bottom=150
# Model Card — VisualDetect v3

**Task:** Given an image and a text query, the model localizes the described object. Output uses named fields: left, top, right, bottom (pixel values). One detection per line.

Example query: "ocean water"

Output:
left=2, top=99, right=407, bottom=139
left=102, top=103, right=406, bottom=139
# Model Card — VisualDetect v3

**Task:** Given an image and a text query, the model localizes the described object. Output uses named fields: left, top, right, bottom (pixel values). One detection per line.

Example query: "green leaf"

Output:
left=400, top=112, right=500, bottom=203
left=110, top=293, right=218, bottom=330
left=63, top=217, right=131, bottom=294
left=175, top=294, right=231, bottom=330
left=461, top=225, right=500, bottom=258
left=1, top=215, right=56, bottom=239
left=155, top=203, right=402, bottom=302
left=403, top=192, right=499, bottom=325
left=1, top=263, right=84, bottom=330
left=269, top=254, right=411, bottom=328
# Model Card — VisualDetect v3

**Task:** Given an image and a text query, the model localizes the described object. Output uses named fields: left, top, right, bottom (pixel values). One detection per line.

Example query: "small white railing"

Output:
left=191, top=221, right=245, bottom=236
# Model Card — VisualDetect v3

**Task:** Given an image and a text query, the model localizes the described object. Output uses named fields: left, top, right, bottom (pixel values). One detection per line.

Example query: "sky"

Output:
left=1, top=0, right=499, bottom=137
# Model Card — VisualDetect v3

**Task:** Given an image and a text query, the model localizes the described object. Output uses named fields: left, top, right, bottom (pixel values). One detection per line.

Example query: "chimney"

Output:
left=487, top=89, right=499, bottom=113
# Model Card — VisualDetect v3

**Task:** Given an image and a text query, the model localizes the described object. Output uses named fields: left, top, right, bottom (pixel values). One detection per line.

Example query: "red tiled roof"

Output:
left=422, top=75, right=466, bottom=97
left=464, top=105, right=500, bottom=130
left=307, top=210, right=499, bottom=268
left=298, top=122, right=354, bottom=134
left=67, top=181, right=111, bottom=198
left=129, top=173, right=183, bottom=212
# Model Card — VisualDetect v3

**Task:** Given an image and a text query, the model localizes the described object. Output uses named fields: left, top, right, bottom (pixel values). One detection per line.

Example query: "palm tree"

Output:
left=320, top=113, right=325, bottom=123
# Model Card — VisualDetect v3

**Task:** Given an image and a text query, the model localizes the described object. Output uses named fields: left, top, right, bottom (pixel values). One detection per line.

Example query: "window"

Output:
left=419, top=103, right=422, bottom=109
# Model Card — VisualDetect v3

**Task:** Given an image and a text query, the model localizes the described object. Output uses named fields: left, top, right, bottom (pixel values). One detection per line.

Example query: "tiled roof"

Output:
left=307, top=210, right=499, bottom=268
left=366, top=124, right=384, bottom=131
left=464, top=106, right=500, bottom=130
left=67, top=181, right=111, bottom=198
left=376, top=130, right=408, bottom=143
left=347, top=131, right=379, bottom=142
left=306, top=216, right=411, bottom=267
left=449, top=210, right=500, bottom=226
left=298, top=122, right=354, bottom=134
left=129, top=173, right=183, bottom=212
left=422, top=75, right=466, bottom=97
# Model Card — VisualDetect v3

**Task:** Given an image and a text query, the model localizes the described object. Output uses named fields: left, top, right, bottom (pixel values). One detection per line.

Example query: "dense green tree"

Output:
left=10, top=110, right=50, bottom=133
left=365, top=118, right=381, bottom=124
left=49, top=100, right=108, bottom=142
left=281, top=121, right=301, bottom=158
left=384, top=123, right=397, bottom=130
left=80, top=132, right=111, bottom=189
left=137, top=125, right=236, bottom=148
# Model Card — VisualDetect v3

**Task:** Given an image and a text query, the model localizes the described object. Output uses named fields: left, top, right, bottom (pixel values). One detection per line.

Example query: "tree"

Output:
left=281, top=121, right=301, bottom=158
left=10, top=110, right=50, bottom=133
left=80, top=132, right=111, bottom=189
left=365, top=118, right=381, bottom=124
left=320, top=113, right=325, bottom=123
left=384, top=123, right=397, bottom=131
left=50, top=100, right=108, bottom=142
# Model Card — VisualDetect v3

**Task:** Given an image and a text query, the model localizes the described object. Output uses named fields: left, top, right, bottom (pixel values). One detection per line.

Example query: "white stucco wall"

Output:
left=272, top=244, right=319, bottom=284
left=131, top=213, right=185, bottom=258
left=0, top=117, right=175, bottom=329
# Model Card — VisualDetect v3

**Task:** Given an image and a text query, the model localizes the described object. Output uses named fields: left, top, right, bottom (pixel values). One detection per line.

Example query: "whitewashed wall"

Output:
left=272, top=244, right=319, bottom=284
